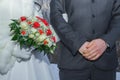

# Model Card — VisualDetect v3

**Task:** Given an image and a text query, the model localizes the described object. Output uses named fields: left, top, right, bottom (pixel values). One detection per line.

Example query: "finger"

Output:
left=80, top=51, right=84, bottom=55
left=84, top=49, right=98, bottom=57
left=86, top=44, right=97, bottom=53
left=79, top=48, right=87, bottom=55
left=86, top=41, right=94, bottom=48
left=83, top=50, right=97, bottom=59
left=82, top=51, right=93, bottom=58
left=90, top=53, right=101, bottom=61
left=82, top=42, right=90, bottom=51
left=86, top=51, right=99, bottom=60
left=79, top=42, right=89, bottom=54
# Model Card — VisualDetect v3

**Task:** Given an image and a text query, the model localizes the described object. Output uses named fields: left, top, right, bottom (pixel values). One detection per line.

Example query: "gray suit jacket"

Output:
left=50, top=0, right=120, bottom=70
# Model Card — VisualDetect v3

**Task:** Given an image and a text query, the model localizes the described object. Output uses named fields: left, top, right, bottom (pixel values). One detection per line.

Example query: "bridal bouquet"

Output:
left=9, top=16, right=56, bottom=54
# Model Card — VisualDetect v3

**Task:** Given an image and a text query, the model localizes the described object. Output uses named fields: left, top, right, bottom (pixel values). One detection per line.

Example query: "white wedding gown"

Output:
left=0, top=0, right=55, bottom=80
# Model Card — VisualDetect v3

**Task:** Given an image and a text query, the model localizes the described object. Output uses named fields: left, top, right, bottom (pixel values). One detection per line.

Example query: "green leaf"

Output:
left=12, top=34, right=19, bottom=40
left=11, top=19, right=20, bottom=25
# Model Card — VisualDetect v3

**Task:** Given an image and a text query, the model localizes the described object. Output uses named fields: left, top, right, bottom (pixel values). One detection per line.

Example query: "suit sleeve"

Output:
left=101, top=0, right=120, bottom=48
left=50, top=0, right=87, bottom=56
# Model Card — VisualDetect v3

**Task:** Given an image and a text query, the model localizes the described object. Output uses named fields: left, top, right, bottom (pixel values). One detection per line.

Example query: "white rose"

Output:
left=31, top=28, right=37, bottom=33
left=35, top=33, right=40, bottom=37
left=29, top=34, right=34, bottom=38
left=20, top=22, right=29, bottom=29
left=37, top=34, right=47, bottom=42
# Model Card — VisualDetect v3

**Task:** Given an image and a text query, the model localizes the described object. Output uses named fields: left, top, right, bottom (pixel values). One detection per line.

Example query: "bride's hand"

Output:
left=12, top=44, right=32, bottom=60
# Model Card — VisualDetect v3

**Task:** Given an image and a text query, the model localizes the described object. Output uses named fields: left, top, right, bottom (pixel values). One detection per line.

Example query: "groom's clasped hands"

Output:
left=79, top=39, right=107, bottom=61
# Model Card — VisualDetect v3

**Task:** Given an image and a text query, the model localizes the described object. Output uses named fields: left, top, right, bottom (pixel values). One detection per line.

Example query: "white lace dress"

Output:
left=0, top=0, right=55, bottom=80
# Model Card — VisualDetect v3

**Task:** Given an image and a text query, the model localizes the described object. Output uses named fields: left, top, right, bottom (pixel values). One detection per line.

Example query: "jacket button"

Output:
left=92, top=14, right=95, bottom=18
left=91, top=0, right=95, bottom=3
left=92, top=29, right=95, bottom=34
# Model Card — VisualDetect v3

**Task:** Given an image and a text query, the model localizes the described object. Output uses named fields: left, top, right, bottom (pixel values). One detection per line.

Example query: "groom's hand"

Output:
left=79, top=42, right=89, bottom=54
left=82, top=39, right=107, bottom=60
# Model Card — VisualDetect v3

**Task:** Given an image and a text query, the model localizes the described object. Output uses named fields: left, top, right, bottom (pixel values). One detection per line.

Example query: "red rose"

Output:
left=33, top=22, right=40, bottom=28
left=20, top=16, right=26, bottom=21
left=36, top=16, right=49, bottom=26
left=51, top=36, right=56, bottom=43
left=36, top=16, right=43, bottom=21
left=21, top=30, right=26, bottom=35
left=41, top=19, right=49, bottom=26
left=38, top=29, right=44, bottom=35
left=43, top=40, right=48, bottom=45
left=46, top=29, right=52, bottom=36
